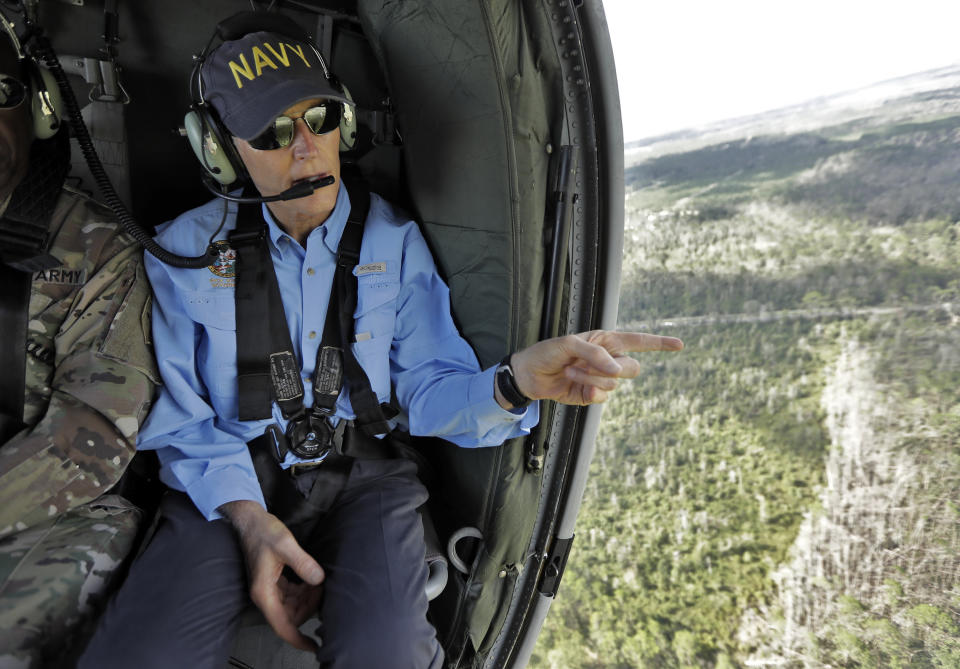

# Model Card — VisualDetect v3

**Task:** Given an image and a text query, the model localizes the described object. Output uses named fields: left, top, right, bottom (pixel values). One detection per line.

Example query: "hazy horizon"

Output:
left=602, top=0, right=960, bottom=143
left=621, top=61, right=960, bottom=146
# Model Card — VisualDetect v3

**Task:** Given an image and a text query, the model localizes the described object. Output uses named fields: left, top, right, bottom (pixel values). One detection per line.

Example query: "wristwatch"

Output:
left=495, top=355, right=531, bottom=409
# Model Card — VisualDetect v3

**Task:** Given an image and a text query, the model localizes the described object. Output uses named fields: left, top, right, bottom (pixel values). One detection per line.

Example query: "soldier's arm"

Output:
left=0, top=242, right=158, bottom=537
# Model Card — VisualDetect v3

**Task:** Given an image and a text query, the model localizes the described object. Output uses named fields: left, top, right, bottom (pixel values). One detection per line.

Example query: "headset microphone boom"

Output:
left=200, top=174, right=336, bottom=204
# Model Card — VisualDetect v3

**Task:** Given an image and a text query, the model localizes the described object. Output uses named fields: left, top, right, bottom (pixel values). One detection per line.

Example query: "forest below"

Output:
left=530, top=73, right=960, bottom=668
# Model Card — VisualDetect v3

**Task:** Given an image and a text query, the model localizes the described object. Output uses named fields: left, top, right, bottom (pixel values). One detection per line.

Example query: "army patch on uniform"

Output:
left=34, top=266, right=86, bottom=285
left=208, top=240, right=237, bottom=278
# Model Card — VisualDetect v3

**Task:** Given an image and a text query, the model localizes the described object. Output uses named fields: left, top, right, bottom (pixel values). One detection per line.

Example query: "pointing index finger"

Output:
left=614, top=332, right=684, bottom=353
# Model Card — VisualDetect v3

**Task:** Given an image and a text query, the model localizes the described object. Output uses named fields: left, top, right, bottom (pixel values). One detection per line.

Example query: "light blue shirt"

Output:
left=139, top=184, right=538, bottom=520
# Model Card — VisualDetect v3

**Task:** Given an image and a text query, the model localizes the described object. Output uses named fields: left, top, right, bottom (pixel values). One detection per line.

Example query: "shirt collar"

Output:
left=259, top=182, right=351, bottom=256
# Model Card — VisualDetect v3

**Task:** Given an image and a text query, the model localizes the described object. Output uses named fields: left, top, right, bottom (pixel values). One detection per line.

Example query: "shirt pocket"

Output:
left=99, top=261, right=161, bottom=385
left=180, top=290, right=238, bottom=400
left=181, top=291, right=236, bottom=330
left=351, top=271, right=400, bottom=403
left=353, top=271, right=400, bottom=339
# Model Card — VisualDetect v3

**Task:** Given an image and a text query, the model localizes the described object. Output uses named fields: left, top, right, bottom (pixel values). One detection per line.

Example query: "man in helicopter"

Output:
left=0, top=12, right=157, bottom=666
left=78, top=12, right=683, bottom=669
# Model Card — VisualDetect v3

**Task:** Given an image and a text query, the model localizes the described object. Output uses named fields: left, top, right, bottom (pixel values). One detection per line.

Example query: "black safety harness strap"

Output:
left=229, top=194, right=304, bottom=422
left=0, top=129, right=82, bottom=445
left=332, top=186, right=397, bottom=437
left=248, top=434, right=354, bottom=530
left=232, top=180, right=396, bottom=458
left=0, top=263, right=31, bottom=444
left=233, top=181, right=402, bottom=521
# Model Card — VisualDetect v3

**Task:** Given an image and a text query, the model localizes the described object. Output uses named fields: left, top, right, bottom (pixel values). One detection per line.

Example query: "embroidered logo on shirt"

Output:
left=34, top=266, right=86, bottom=286
left=208, top=241, right=237, bottom=287
left=356, top=262, right=387, bottom=276
left=209, top=241, right=236, bottom=277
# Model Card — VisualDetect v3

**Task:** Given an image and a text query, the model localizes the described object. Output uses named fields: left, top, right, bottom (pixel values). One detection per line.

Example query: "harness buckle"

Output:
left=285, top=413, right=337, bottom=460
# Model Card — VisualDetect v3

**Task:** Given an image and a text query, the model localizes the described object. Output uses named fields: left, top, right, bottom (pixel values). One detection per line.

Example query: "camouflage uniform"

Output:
left=0, top=185, right=158, bottom=668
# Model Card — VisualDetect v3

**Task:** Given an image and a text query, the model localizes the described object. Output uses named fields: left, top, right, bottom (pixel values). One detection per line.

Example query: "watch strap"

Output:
left=496, top=354, right=530, bottom=409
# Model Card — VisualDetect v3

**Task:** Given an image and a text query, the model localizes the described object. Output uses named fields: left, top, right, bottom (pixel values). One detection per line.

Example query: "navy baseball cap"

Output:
left=201, top=30, right=350, bottom=141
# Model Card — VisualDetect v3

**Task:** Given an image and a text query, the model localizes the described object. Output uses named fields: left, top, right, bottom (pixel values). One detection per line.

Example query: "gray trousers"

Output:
left=77, top=457, right=443, bottom=669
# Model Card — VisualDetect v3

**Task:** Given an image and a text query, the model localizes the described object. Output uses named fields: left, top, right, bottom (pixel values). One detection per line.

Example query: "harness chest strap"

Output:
left=0, top=263, right=31, bottom=444
left=331, top=186, right=396, bottom=437
left=229, top=195, right=302, bottom=422
left=229, top=181, right=395, bottom=441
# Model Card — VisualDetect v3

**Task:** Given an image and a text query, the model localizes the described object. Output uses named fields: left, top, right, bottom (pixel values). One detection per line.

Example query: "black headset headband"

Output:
left=0, top=7, right=24, bottom=60
left=215, top=10, right=312, bottom=44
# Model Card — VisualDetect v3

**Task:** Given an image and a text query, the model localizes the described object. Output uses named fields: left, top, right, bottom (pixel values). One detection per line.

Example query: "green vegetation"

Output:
left=532, top=83, right=960, bottom=667
left=534, top=320, right=829, bottom=668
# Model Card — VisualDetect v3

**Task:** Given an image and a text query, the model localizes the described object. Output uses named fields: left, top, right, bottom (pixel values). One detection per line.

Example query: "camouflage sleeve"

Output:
left=0, top=243, right=159, bottom=537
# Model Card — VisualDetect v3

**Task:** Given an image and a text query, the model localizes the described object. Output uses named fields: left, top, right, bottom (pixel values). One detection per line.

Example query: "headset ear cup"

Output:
left=185, top=109, right=238, bottom=186
left=339, top=84, right=357, bottom=153
left=31, top=65, right=62, bottom=140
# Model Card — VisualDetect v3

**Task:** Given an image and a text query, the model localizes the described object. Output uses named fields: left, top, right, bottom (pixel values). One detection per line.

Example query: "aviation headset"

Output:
left=184, top=11, right=357, bottom=188
left=0, top=7, right=62, bottom=140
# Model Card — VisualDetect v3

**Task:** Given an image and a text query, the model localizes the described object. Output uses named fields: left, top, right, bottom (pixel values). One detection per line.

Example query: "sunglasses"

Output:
left=0, top=74, right=26, bottom=109
left=247, top=102, right=343, bottom=150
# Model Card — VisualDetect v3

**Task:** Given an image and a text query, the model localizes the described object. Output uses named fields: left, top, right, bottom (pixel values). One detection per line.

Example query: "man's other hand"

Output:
left=505, top=330, right=684, bottom=407
left=219, top=500, right=325, bottom=652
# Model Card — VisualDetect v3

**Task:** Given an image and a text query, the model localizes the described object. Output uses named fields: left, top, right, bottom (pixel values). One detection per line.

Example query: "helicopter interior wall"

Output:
left=34, top=0, right=563, bottom=663
left=357, top=0, right=565, bottom=658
